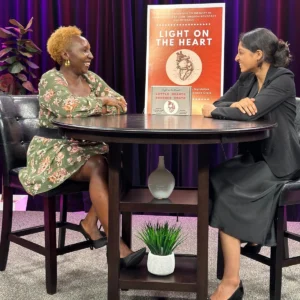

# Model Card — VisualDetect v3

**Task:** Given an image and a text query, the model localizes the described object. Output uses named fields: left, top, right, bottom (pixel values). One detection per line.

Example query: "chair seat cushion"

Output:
left=279, top=179, right=300, bottom=206
left=9, top=168, right=89, bottom=197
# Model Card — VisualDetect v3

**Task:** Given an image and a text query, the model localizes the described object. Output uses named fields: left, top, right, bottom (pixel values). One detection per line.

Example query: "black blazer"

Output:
left=211, top=66, right=300, bottom=177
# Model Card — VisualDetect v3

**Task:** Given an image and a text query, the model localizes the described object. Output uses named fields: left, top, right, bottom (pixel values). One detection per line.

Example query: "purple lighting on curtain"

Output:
left=57, top=0, right=63, bottom=25
left=40, top=1, right=48, bottom=70
left=26, top=0, right=33, bottom=40
left=93, top=1, right=101, bottom=76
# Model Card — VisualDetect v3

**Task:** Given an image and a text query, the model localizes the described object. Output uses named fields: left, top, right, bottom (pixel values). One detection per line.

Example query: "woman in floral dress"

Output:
left=19, top=26, right=146, bottom=267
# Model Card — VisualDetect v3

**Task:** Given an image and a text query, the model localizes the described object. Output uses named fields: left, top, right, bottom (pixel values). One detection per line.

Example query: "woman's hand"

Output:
left=202, top=104, right=216, bottom=118
left=100, top=96, right=127, bottom=114
left=230, top=97, right=257, bottom=116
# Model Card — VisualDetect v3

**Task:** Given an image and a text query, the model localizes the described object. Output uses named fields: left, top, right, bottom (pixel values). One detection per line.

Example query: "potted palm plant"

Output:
left=0, top=17, right=41, bottom=94
left=137, top=221, right=185, bottom=276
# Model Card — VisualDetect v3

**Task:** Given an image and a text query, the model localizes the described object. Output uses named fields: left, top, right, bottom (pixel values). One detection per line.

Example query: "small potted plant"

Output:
left=137, top=221, right=185, bottom=276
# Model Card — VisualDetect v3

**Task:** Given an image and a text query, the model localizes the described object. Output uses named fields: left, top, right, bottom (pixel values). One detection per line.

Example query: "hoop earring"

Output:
left=65, top=59, right=70, bottom=67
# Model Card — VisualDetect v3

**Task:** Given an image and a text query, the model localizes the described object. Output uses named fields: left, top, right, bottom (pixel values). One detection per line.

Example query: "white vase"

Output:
left=147, top=251, right=175, bottom=276
left=148, top=156, right=175, bottom=199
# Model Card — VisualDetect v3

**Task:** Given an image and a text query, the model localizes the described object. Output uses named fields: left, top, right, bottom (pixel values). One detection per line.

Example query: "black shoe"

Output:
left=79, top=220, right=107, bottom=250
left=207, top=281, right=244, bottom=300
left=228, top=281, right=244, bottom=300
left=242, top=243, right=262, bottom=254
left=120, top=247, right=146, bottom=269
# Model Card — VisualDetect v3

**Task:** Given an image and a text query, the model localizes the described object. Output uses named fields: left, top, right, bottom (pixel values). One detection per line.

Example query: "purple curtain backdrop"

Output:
left=2, top=0, right=300, bottom=219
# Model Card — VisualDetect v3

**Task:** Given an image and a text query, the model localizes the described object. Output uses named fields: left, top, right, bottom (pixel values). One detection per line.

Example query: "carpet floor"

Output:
left=0, top=212, right=299, bottom=300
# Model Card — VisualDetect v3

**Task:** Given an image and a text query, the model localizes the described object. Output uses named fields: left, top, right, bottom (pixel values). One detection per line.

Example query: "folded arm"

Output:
left=211, top=75, right=295, bottom=121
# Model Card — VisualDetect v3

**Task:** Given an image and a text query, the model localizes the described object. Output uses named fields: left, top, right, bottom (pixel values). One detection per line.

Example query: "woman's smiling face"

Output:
left=235, top=42, right=261, bottom=73
left=65, top=36, right=94, bottom=74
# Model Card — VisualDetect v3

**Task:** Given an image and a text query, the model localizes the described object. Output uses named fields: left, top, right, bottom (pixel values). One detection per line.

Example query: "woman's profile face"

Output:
left=64, top=36, right=94, bottom=74
left=235, top=42, right=260, bottom=73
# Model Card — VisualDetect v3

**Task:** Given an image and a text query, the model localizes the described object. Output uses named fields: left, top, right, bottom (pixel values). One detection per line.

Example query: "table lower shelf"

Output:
left=119, top=254, right=198, bottom=292
left=120, top=188, right=198, bottom=214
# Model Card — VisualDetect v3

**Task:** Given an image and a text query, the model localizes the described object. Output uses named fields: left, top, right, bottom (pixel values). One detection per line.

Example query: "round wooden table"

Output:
left=53, top=114, right=276, bottom=300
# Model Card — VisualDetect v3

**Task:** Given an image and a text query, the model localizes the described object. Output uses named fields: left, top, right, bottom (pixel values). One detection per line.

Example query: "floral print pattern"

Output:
left=19, top=69, right=125, bottom=195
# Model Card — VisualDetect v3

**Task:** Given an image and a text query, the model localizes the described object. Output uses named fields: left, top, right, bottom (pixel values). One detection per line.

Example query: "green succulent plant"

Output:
left=0, top=17, right=41, bottom=94
left=137, top=222, right=185, bottom=256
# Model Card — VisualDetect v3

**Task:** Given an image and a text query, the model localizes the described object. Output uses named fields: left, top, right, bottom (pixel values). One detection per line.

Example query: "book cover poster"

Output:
left=151, top=86, right=192, bottom=115
left=145, top=4, right=225, bottom=114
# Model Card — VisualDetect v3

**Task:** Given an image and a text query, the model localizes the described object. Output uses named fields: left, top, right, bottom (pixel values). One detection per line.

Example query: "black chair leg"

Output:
left=44, top=196, right=57, bottom=294
left=0, top=186, right=13, bottom=271
left=270, top=207, right=285, bottom=300
left=283, top=207, right=289, bottom=259
left=121, top=212, right=132, bottom=248
left=216, top=231, right=224, bottom=280
left=58, top=195, right=68, bottom=249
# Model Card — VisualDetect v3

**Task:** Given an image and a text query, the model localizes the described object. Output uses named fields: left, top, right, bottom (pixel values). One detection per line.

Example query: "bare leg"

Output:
left=210, top=231, right=241, bottom=300
left=71, top=155, right=132, bottom=258
left=81, top=206, right=103, bottom=240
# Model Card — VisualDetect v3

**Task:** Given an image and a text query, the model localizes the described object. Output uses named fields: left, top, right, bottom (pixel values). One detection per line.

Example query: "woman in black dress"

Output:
left=202, top=28, right=300, bottom=300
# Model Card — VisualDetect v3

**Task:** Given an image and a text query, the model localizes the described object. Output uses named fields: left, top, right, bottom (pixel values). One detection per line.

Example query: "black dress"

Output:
left=209, top=81, right=299, bottom=246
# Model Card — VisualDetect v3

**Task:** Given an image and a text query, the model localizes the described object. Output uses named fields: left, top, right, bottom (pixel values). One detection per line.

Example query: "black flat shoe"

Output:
left=242, top=243, right=262, bottom=254
left=207, top=281, right=244, bottom=300
left=120, top=247, right=146, bottom=269
left=79, top=220, right=107, bottom=250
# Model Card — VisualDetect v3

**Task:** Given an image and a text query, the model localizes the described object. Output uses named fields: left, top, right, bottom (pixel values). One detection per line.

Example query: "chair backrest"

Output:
left=295, top=97, right=300, bottom=138
left=0, top=95, right=39, bottom=184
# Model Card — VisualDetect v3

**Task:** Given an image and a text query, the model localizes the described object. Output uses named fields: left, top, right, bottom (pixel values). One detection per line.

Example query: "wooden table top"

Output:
left=53, top=114, right=277, bottom=144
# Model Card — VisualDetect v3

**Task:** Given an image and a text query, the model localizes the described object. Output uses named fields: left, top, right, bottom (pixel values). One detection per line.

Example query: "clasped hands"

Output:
left=202, top=97, right=257, bottom=118
left=100, top=96, right=127, bottom=114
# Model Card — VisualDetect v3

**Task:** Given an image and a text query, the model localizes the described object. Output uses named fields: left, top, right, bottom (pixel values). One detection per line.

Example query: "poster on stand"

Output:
left=145, top=3, right=225, bottom=115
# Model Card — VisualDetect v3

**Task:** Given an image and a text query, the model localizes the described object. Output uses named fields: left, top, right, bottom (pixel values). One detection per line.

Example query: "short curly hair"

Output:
left=47, top=26, right=82, bottom=65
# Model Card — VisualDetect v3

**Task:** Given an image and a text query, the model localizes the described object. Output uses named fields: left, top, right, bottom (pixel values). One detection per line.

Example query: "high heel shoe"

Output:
left=242, top=243, right=262, bottom=254
left=228, top=281, right=244, bottom=300
left=208, top=281, right=244, bottom=300
left=120, top=247, right=146, bottom=269
left=79, top=220, right=107, bottom=250
left=106, top=247, right=147, bottom=269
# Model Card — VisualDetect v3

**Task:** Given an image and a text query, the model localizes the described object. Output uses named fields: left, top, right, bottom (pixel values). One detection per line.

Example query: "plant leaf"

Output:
left=28, top=70, right=37, bottom=78
left=5, top=27, right=21, bottom=34
left=2, top=41, right=17, bottom=46
left=0, top=73, right=14, bottom=93
left=25, top=40, right=42, bottom=52
left=9, top=19, right=25, bottom=29
left=19, top=50, right=33, bottom=58
left=17, top=38, right=30, bottom=44
left=22, top=80, right=36, bottom=92
left=8, top=62, right=25, bottom=74
left=24, top=44, right=38, bottom=53
left=0, top=27, right=18, bottom=37
left=17, top=73, right=27, bottom=81
left=137, top=221, right=183, bottom=256
left=0, top=56, right=17, bottom=64
left=0, top=28, right=9, bottom=38
left=24, top=59, right=39, bottom=69
left=0, top=65, right=8, bottom=71
left=20, top=28, right=27, bottom=35
left=25, top=17, right=33, bottom=31
left=0, top=47, right=13, bottom=58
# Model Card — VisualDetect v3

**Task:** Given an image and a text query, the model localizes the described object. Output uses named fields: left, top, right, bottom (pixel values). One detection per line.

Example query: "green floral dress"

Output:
left=19, top=68, right=125, bottom=196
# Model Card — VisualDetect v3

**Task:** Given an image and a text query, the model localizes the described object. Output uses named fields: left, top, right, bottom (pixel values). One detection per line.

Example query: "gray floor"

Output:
left=0, top=211, right=299, bottom=300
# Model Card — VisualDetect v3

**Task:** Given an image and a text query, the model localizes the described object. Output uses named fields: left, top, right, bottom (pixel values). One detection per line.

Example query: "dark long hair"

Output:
left=240, top=28, right=292, bottom=67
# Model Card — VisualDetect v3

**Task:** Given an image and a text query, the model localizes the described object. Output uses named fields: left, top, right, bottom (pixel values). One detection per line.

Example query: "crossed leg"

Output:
left=71, top=154, right=132, bottom=258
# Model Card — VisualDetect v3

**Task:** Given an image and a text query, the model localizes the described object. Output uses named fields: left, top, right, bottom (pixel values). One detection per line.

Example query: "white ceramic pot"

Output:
left=147, top=251, right=175, bottom=276
left=148, top=156, right=175, bottom=199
